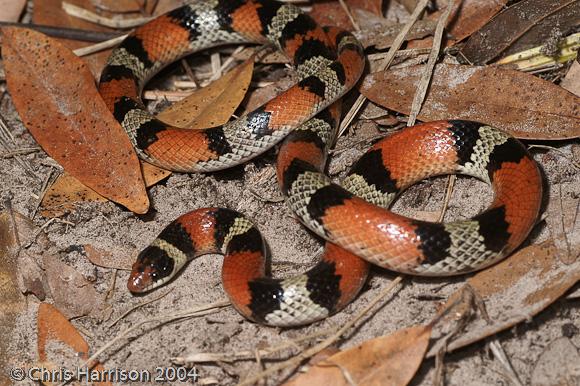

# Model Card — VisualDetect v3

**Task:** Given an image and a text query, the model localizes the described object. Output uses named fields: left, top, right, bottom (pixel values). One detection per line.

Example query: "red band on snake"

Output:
left=99, top=0, right=543, bottom=326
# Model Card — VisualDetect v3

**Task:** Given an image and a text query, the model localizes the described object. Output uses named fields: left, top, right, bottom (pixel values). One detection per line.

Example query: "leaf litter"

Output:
left=0, top=0, right=579, bottom=385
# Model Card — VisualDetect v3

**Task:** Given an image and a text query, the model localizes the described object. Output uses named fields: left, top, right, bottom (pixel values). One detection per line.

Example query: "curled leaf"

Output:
left=157, top=57, right=255, bottom=129
left=429, top=242, right=580, bottom=356
left=284, top=325, right=432, bottom=386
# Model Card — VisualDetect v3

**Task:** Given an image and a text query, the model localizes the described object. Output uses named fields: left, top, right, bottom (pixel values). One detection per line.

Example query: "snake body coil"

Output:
left=99, top=0, right=543, bottom=326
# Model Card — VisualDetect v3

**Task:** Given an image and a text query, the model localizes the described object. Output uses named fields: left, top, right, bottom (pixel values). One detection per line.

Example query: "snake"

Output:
left=98, top=0, right=543, bottom=326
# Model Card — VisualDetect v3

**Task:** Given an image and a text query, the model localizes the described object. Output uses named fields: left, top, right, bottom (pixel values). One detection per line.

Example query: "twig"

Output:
left=0, top=113, right=40, bottom=181
left=367, top=47, right=432, bottom=61
left=238, top=276, right=404, bottom=386
left=0, top=21, right=121, bottom=42
left=172, top=327, right=331, bottom=364
left=0, top=147, right=41, bottom=158
left=210, top=53, right=222, bottom=81
left=143, top=90, right=192, bottom=102
left=62, top=1, right=153, bottom=29
left=338, top=0, right=360, bottom=31
left=489, top=340, right=524, bottom=386
left=337, top=0, right=432, bottom=140
left=31, top=167, right=58, bottom=220
left=437, top=175, right=455, bottom=222
left=407, top=0, right=454, bottom=126
left=76, top=299, right=231, bottom=373
left=107, top=288, right=174, bottom=328
left=73, top=34, right=128, bottom=56
left=489, top=0, right=580, bottom=63
left=181, top=60, right=198, bottom=88
left=207, top=46, right=246, bottom=83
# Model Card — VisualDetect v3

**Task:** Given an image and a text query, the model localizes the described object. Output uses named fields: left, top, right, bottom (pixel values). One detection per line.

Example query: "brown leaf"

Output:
left=2, top=27, right=150, bottom=213
left=157, top=57, right=255, bottom=129
left=309, top=0, right=383, bottom=31
left=360, top=64, right=580, bottom=139
left=561, top=60, right=580, bottom=97
left=284, top=325, right=432, bottom=386
left=355, top=20, right=436, bottom=50
left=40, top=162, right=170, bottom=218
left=431, top=0, right=507, bottom=43
left=428, top=242, right=580, bottom=357
left=0, top=211, right=27, bottom=385
left=0, top=0, right=26, bottom=22
left=43, top=252, right=105, bottom=319
left=37, top=303, right=89, bottom=362
left=33, top=0, right=113, bottom=77
left=461, top=0, right=580, bottom=64
left=84, top=244, right=134, bottom=271
left=37, top=303, right=112, bottom=386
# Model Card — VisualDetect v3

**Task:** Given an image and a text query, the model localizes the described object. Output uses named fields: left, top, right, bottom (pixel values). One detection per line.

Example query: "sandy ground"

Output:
left=1, top=35, right=579, bottom=386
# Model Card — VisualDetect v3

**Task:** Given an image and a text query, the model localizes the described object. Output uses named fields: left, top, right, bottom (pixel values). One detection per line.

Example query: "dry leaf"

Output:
left=354, top=20, right=436, bottom=50
left=309, top=0, right=383, bottom=31
left=360, top=64, right=580, bottom=139
left=0, top=0, right=26, bottom=22
left=37, top=303, right=112, bottom=386
left=43, top=252, right=104, bottom=319
left=157, top=57, right=255, bottom=129
left=428, top=242, right=580, bottom=357
left=37, top=303, right=89, bottom=362
left=2, top=27, right=149, bottom=213
left=561, top=60, right=580, bottom=97
left=531, top=337, right=580, bottom=386
left=0, top=211, right=27, bottom=385
left=432, top=0, right=507, bottom=43
left=461, top=0, right=580, bottom=64
left=33, top=0, right=113, bottom=76
left=40, top=162, right=170, bottom=218
left=284, top=325, right=432, bottom=386
left=84, top=244, right=134, bottom=271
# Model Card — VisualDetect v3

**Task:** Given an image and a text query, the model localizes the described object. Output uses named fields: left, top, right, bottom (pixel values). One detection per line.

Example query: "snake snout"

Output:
left=127, top=261, right=153, bottom=293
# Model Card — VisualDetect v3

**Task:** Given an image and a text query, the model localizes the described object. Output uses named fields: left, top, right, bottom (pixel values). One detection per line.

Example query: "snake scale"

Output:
left=98, top=0, right=543, bottom=326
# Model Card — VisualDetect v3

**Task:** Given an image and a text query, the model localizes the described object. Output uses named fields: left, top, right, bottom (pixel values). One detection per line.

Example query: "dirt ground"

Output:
left=1, top=4, right=580, bottom=386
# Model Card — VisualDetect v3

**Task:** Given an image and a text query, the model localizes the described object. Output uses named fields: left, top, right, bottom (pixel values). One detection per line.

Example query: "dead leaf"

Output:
left=37, top=303, right=89, bottom=362
left=354, top=20, right=436, bottom=49
left=461, top=0, right=580, bottom=64
left=40, top=162, right=170, bottom=218
left=309, top=0, right=383, bottom=31
left=561, top=60, right=580, bottom=97
left=360, top=64, right=580, bottom=139
left=84, top=244, right=134, bottom=271
left=157, top=57, right=254, bottom=129
left=0, top=0, right=26, bottom=22
left=428, top=242, right=580, bottom=357
left=0, top=210, right=50, bottom=298
left=0, top=211, right=27, bottom=385
left=545, top=183, right=579, bottom=264
left=432, top=0, right=507, bottom=43
left=33, top=0, right=113, bottom=77
left=37, top=303, right=112, bottom=386
left=2, top=27, right=149, bottom=213
left=284, top=325, right=432, bottom=386
left=531, top=337, right=580, bottom=386
left=43, top=252, right=105, bottom=319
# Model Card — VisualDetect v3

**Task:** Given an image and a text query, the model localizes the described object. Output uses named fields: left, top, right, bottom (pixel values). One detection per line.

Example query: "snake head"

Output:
left=127, top=244, right=175, bottom=293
